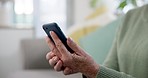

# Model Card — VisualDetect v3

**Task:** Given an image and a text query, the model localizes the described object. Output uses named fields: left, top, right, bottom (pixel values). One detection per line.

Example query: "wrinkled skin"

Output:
left=46, top=31, right=99, bottom=78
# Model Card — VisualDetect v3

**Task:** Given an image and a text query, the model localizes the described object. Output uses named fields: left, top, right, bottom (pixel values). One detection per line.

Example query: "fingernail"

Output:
left=54, top=56, right=58, bottom=61
left=50, top=31, right=52, bottom=34
left=68, top=37, right=73, bottom=43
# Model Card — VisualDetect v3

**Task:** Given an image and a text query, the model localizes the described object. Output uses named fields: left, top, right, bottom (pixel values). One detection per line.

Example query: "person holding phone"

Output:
left=46, top=4, right=148, bottom=78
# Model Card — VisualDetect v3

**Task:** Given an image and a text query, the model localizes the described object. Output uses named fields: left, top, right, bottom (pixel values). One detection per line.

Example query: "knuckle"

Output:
left=56, top=41, right=67, bottom=52
left=48, top=52, right=53, bottom=58
left=54, top=56, right=59, bottom=61
left=56, top=40, right=62, bottom=47
left=60, top=47, right=65, bottom=52
left=52, top=48, right=57, bottom=52
left=49, top=59, right=56, bottom=67
left=62, top=58, right=69, bottom=63
left=49, top=60, right=53, bottom=66
left=46, top=51, right=53, bottom=60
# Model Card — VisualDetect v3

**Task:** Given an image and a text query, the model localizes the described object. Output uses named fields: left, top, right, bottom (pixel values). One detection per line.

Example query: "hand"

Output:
left=46, top=31, right=99, bottom=78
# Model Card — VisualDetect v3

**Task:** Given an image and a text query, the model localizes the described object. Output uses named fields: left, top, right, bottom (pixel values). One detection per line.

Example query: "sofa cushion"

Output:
left=79, top=18, right=121, bottom=64
left=21, top=38, right=50, bottom=69
left=8, top=70, right=81, bottom=78
left=68, top=25, right=99, bottom=45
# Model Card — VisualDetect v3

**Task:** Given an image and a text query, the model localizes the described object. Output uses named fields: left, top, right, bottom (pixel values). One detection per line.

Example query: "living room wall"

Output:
left=0, top=29, right=33, bottom=78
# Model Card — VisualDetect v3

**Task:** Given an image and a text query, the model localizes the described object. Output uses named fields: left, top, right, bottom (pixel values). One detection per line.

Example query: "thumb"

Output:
left=67, top=37, right=80, bottom=52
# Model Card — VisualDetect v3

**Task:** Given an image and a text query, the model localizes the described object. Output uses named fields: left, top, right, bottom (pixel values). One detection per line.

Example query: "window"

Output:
left=14, top=0, right=33, bottom=28
left=34, top=0, right=67, bottom=37
left=0, top=0, right=71, bottom=31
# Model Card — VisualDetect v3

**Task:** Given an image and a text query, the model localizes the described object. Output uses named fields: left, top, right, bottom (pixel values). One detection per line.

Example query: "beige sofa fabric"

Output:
left=21, top=38, right=50, bottom=69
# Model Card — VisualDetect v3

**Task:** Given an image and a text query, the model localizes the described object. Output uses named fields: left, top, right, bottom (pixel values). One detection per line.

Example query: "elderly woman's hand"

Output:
left=46, top=31, right=99, bottom=78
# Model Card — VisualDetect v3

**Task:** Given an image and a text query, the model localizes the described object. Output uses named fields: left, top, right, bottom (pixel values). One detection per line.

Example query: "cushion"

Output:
left=79, top=18, right=121, bottom=64
left=8, top=70, right=81, bottom=78
left=68, top=25, right=99, bottom=45
left=21, top=38, right=50, bottom=69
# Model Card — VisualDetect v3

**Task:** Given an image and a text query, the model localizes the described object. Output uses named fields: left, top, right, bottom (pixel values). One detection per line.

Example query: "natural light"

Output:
left=14, top=0, right=33, bottom=15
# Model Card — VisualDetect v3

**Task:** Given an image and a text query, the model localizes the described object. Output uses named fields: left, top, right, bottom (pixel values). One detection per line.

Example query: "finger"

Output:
left=67, top=37, right=81, bottom=52
left=46, top=52, right=55, bottom=60
left=49, top=56, right=59, bottom=67
left=54, top=60, right=63, bottom=71
left=52, top=48, right=62, bottom=58
left=50, top=31, right=69, bottom=56
left=45, top=36, right=56, bottom=50
left=63, top=67, right=72, bottom=75
left=46, top=36, right=62, bottom=57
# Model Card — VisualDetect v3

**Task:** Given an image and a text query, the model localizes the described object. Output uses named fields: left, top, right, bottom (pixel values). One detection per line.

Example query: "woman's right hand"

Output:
left=45, top=31, right=99, bottom=78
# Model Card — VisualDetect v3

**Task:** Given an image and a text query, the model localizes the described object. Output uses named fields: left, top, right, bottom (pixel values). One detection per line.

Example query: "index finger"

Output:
left=50, top=31, right=70, bottom=56
left=45, top=36, right=55, bottom=50
left=45, top=36, right=61, bottom=57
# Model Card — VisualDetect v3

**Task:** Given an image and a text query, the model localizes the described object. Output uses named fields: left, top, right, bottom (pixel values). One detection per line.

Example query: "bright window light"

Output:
left=14, top=0, right=33, bottom=15
left=24, top=0, right=33, bottom=14
left=14, top=0, right=23, bottom=14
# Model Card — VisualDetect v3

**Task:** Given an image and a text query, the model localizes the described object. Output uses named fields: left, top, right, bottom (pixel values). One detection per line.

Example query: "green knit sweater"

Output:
left=96, top=4, right=148, bottom=78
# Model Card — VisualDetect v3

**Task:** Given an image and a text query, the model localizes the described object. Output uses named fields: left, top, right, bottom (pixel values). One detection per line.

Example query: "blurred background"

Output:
left=0, top=0, right=147, bottom=78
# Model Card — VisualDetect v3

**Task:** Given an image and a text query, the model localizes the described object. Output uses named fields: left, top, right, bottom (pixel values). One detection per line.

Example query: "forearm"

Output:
left=96, top=65, right=135, bottom=78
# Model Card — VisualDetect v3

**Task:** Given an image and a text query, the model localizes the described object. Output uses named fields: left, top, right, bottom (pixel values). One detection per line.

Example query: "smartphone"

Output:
left=42, top=23, right=74, bottom=53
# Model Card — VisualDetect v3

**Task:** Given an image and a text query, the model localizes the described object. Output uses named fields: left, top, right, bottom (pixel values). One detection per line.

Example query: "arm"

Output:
left=96, top=13, right=135, bottom=78
left=96, top=65, right=135, bottom=78
left=95, top=32, right=135, bottom=78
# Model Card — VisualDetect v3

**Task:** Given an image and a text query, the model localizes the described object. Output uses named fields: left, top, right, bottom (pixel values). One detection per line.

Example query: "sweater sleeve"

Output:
left=96, top=11, right=136, bottom=78
left=95, top=27, right=135, bottom=78
left=102, top=16, right=123, bottom=71
left=96, top=65, right=135, bottom=78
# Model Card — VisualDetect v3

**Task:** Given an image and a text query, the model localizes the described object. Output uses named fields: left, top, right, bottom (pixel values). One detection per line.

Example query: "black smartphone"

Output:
left=42, top=23, right=74, bottom=53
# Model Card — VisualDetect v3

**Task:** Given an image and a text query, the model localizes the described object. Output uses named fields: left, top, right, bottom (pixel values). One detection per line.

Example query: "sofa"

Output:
left=7, top=38, right=82, bottom=78
left=79, top=18, right=121, bottom=64
left=7, top=17, right=121, bottom=78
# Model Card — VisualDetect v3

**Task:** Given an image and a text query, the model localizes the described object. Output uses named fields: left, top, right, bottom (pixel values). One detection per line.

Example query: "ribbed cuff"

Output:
left=96, top=65, right=121, bottom=78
